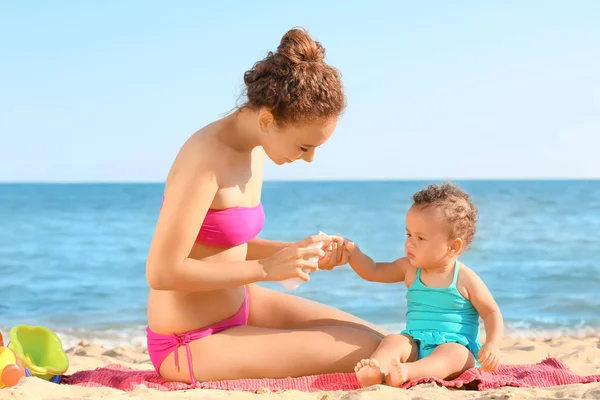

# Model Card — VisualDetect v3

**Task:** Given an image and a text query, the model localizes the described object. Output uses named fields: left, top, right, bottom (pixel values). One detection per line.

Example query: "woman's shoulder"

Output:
left=171, top=126, right=227, bottom=172
left=182, top=120, right=266, bottom=163
left=186, top=124, right=222, bottom=153
left=165, top=120, right=265, bottom=190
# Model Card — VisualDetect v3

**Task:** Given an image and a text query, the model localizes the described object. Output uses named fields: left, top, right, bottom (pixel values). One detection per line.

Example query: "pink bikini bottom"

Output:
left=146, top=286, right=250, bottom=384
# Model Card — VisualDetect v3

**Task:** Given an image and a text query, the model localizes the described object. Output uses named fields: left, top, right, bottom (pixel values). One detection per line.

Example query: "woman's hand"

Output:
left=260, top=234, right=342, bottom=281
left=318, top=234, right=354, bottom=270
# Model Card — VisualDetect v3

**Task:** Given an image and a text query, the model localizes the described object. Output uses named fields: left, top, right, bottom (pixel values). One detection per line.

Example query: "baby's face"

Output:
left=404, top=205, right=454, bottom=269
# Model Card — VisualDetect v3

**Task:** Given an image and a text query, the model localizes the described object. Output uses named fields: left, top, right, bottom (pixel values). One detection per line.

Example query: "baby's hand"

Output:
left=344, top=239, right=356, bottom=257
left=478, top=342, right=500, bottom=372
left=318, top=234, right=354, bottom=270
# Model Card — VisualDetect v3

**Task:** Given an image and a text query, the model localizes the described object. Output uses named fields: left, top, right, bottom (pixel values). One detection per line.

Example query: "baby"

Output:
left=343, top=182, right=504, bottom=387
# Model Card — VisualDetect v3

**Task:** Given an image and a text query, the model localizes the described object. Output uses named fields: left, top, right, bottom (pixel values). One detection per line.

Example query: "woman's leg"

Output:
left=247, top=284, right=387, bottom=338
left=160, top=324, right=382, bottom=382
left=159, top=284, right=386, bottom=383
left=386, top=343, right=476, bottom=387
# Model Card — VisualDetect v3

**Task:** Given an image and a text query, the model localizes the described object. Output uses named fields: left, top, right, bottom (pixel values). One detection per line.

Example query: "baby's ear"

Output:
left=450, top=237, right=464, bottom=254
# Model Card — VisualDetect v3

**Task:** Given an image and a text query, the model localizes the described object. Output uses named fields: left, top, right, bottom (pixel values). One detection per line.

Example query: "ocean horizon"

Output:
left=1, top=178, right=599, bottom=184
left=1, top=180, right=599, bottom=349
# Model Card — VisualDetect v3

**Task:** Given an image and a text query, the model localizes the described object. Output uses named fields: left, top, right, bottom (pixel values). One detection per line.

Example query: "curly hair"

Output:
left=240, top=27, right=346, bottom=125
left=412, top=182, right=478, bottom=249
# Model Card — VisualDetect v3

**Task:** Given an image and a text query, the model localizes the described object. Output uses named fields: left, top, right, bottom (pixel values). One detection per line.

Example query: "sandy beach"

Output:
left=1, top=334, right=598, bottom=400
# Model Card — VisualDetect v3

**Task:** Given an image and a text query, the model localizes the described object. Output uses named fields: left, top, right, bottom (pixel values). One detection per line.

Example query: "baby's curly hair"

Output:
left=412, top=182, right=478, bottom=250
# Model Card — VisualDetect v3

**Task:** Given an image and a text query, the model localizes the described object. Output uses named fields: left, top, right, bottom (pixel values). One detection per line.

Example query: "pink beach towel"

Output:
left=62, top=365, right=360, bottom=392
left=401, top=357, right=600, bottom=391
left=62, top=358, right=600, bottom=393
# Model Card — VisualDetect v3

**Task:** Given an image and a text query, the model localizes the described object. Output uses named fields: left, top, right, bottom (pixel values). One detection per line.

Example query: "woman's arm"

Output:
left=146, top=136, right=268, bottom=292
left=246, top=237, right=292, bottom=260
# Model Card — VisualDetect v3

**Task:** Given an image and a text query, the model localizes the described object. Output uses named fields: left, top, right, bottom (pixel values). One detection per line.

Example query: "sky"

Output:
left=1, top=1, right=599, bottom=182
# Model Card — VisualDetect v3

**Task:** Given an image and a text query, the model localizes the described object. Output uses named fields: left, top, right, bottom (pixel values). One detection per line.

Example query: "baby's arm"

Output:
left=346, top=242, right=410, bottom=283
left=464, top=269, right=504, bottom=370
left=466, top=271, right=503, bottom=343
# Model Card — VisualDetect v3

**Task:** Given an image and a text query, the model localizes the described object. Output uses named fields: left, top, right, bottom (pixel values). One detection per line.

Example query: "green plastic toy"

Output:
left=7, top=325, right=69, bottom=382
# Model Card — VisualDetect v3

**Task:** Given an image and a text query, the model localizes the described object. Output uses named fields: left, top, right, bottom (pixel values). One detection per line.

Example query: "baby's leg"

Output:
left=387, top=342, right=475, bottom=387
left=354, top=334, right=418, bottom=387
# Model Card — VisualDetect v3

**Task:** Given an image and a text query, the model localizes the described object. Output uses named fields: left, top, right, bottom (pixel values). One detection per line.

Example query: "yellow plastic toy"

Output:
left=0, top=332, right=26, bottom=389
left=7, top=325, right=69, bottom=383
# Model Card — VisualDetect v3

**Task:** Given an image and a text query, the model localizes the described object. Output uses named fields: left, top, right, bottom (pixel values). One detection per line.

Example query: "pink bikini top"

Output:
left=197, top=203, right=265, bottom=247
left=161, top=198, right=265, bottom=247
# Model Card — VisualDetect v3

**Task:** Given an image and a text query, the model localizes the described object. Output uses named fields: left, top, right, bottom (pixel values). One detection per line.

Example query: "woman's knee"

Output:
left=313, top=325, right=382, bottom=363
left=310, top=326, right=382, bottom=372
left=360, top=329, right=384, bottom=354
left=248, top=285, right=386, bottom=337
left=333, top=325, right=382, bottom=350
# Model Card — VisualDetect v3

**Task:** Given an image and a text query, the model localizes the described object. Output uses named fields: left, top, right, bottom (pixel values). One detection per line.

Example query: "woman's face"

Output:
left=260, top=113, right=339, bottom=165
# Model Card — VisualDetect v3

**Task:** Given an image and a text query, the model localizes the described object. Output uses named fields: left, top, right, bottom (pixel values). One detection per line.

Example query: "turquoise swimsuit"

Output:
left=401, top=260, right=482, bottom=365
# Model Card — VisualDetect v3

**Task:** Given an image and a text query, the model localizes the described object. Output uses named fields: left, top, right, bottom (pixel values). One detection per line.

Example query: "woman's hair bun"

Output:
left=240, top=27, right=345, bottom=125
left=277, top=27, right=326, bottom=64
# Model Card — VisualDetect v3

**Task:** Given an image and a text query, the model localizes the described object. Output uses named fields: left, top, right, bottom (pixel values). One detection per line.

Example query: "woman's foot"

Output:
left=354, top=358, right=384, bottom=387
left=386, top=357, right=409, bottom=387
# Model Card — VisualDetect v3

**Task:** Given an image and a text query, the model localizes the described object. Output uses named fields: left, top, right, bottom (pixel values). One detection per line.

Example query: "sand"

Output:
left=2, top=335, right=599, bottom=400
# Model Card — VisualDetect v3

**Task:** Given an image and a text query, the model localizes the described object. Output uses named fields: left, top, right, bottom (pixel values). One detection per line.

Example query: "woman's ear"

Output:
left=258, top=109, right=275, bottom=132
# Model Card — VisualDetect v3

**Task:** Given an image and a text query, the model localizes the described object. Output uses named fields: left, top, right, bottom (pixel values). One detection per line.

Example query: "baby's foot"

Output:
left=386, top=357, right=409, bottom=387
left=354, top=358, right=384, bottom=387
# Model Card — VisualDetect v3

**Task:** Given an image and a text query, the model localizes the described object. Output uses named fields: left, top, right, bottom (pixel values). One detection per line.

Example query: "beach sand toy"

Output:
left=0, top=345, right=26, bottom=388
left=281, top=231, right=328, bottom=291
left=8, top=324, right=68, bottom=382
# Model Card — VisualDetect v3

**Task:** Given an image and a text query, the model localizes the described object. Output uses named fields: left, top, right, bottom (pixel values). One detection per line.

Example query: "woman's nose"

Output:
left=301, top=149, right=315, bottom=163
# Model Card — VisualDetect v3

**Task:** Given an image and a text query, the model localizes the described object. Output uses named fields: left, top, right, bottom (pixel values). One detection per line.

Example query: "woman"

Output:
left=145, top=27, right=385, bottom=384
